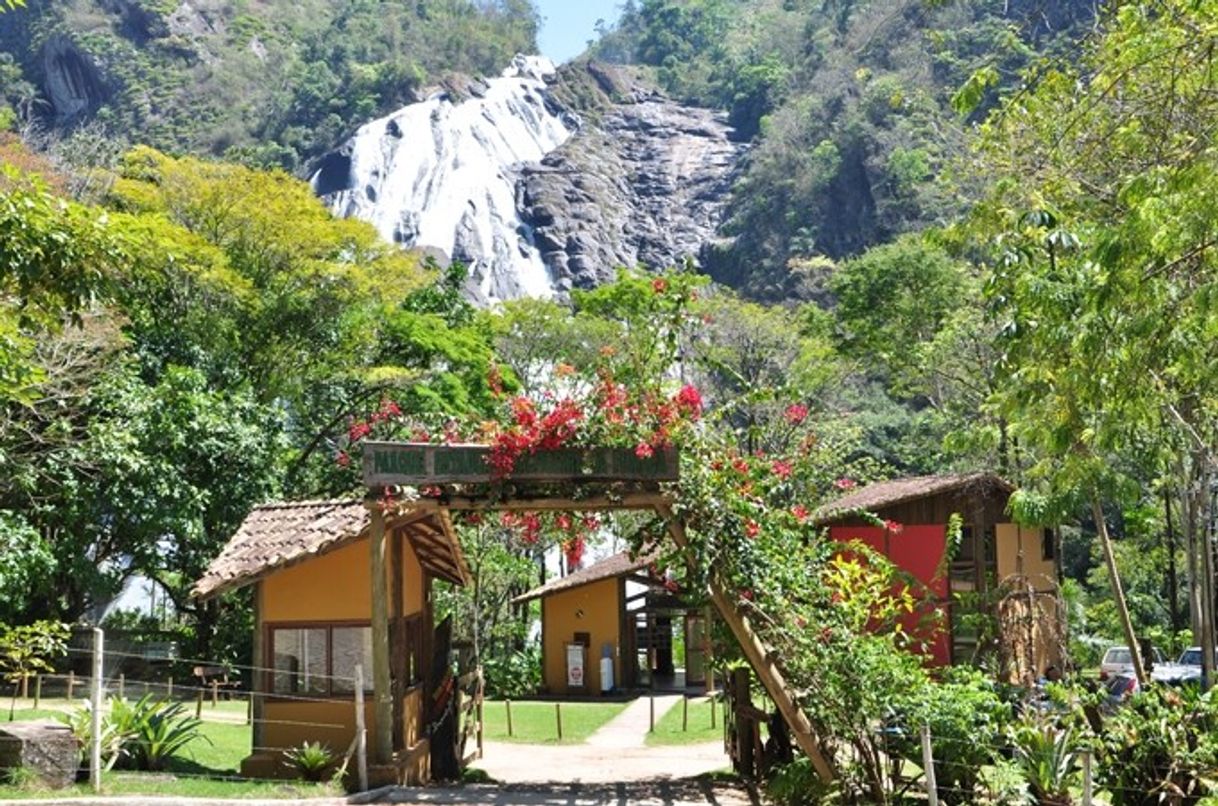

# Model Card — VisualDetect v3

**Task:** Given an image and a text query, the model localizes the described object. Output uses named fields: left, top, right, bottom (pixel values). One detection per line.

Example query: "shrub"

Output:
left=482, top=646, right=540, bottom=698
left=1095, top=686, right=1218, bottom=806
left=283, top=741, right=337, bottom=782
left=1008, top=713, right=1079, bottom=806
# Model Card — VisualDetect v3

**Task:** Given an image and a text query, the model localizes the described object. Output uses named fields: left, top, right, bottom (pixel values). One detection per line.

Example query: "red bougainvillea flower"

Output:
left=791, top=504, right=810, bottom=523
left=635, top=442, right=655, bottom=459
left=745, top=519, right=761, bottom=539
left=884, top=519, right=904, bottom=534
left=421, top=485, right=442, bottom=498
left=732, top=458, right=750, bottom=474
left=833, top=477, right=857, bottom=490
left=663, top=578, right=679, bottom=593
left=674, top=384, right=703, bottom=419
left=652, top=277, right=668, bottom=294
left=556, top=513, right=572, bottom=531
left=771, top=460, right=793, bottom=480
left=336, top=451, right=351, bottom=468
left=465, top=512, right=484, bottom=526
left=739, top=588, right=754, bottom=602
left=784, top=403, right=809, bottom=425
left=411, top=427, right=431, bottom=442
left=348, top=420, right=372, bottom=442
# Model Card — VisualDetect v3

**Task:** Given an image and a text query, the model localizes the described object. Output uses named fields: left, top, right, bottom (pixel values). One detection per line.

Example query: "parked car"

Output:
left=1099, top=645, right=1167, bottom=680
left=1171, top=646, right=1211, bottom=684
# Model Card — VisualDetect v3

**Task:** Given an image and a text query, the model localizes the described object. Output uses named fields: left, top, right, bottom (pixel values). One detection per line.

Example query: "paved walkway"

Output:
left=585, top=695, right=681, bottom=749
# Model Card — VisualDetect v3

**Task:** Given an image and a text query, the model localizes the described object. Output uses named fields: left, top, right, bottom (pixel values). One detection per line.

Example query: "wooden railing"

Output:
left=456, top=667, right=484, bottom=767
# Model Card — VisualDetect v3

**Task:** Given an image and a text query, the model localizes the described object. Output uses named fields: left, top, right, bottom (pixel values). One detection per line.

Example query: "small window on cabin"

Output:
left=271, top=625, right=373, bottom=696
left=1042, top=528, right=1056, bottom=561
left=331, top=627, right=374, bottom=694
left=272, top=627, right=327, bottom=695
left=957, top=527, right=975, bottom=561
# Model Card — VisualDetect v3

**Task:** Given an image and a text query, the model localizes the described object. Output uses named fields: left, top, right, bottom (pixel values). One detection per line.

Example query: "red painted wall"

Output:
left=828, top=524, right=951, bottom=666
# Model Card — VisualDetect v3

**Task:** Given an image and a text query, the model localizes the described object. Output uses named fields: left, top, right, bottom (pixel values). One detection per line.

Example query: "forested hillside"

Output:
left=591, top=0, right=1100, bottom=297
left=0, top=0, right=538, bottom=170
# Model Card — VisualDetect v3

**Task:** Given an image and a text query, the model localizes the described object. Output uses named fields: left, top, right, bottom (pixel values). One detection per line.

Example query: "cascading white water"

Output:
left=314, top=55, right=573, bottom=303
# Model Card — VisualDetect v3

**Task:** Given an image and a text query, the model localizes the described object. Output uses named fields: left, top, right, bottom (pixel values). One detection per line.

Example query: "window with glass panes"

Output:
left=270, top=624, right=373, bottom=696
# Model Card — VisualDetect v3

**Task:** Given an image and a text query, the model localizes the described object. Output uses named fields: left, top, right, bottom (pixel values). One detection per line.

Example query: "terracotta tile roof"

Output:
left=813, top=472, right=1012, bottom=524
left=513, top=548, right=661, bottom=603
left=192, top=499, right=370, bottom=600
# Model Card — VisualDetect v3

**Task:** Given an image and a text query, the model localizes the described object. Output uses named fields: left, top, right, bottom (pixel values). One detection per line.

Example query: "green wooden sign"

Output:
left=362, top=442, right=679, bottom=487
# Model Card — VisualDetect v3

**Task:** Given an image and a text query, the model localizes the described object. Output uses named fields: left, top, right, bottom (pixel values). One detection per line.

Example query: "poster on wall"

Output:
left=566, top=643, right=586, bottom=689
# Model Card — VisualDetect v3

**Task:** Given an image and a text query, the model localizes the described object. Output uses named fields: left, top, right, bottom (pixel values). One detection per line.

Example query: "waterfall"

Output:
left=312, top=55, right=574, bottom=303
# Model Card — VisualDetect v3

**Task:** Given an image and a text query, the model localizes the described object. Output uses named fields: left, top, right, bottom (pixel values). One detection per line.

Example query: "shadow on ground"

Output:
left=354, top=777, right=760, bottom=806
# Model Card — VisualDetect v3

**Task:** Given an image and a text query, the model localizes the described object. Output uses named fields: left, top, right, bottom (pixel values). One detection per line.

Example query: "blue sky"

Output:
left=535, top=0, right=624, bottom=63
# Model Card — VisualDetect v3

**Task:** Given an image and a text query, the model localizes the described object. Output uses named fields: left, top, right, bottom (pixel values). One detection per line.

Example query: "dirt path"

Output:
left=585, top=695, right=681, bottom=749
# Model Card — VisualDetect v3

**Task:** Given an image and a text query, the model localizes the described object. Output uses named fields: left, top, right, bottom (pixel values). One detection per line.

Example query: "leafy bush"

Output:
left=1095, top=686, right=1218, bottom=805
left=482, top=646, right=541, bottom=698
left=283, top=741, right=336, bottom=782
left=766, top=756, right=838, bottom=805
left=892, top=667, right=1013, bottom=804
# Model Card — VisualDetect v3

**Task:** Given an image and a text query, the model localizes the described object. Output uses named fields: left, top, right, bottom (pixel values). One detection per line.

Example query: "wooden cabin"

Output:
left=514, top=551, right=712, bottom=696
left=192, top=499, right=470, bottom=783
left=815, top=473, right=1062, bottom=678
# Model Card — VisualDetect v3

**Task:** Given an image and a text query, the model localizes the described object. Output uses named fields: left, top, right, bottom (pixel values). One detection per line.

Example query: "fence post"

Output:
left=506, top=699, right=513, bottom=737
left=354, top=664, right=368, bottom=793
left=117, top=674, right=124, bottom=700
left=246, top=693, right=252, bottom=725
left=67, top=671, right=75, bottom=700
left=476, top=670, right=484, bottom=760
left=195, top=688, right=203, bottom=719
left=211, top=679, right=219, bottom=708
left=33, top=675, right=41, bottom=710
left=89, top=628, right=104, bottom=793
left=555, top=702, right=563, bottom=741
left=710, top=695, right=716, bottom=729
left=920, top=723, right=939, bottom=806
left=1082, top=749, right=1093, bottom=806
left=682, top=695, right=688, bottom=732
left=166, top=677, right=173, bottom=699
left=649, top=692, right=655, bottom=733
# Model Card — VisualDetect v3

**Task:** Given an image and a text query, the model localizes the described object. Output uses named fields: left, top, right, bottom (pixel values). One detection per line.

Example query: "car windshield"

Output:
left=1105, top=648, right=1132, bottom=664
left=1180, top=649, right=1203, bottom=666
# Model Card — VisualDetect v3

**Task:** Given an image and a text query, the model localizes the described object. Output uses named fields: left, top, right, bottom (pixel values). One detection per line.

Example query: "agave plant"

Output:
left=283, top=741, right=337, bottom=782
left=121, top=695, right=208, bottom=771
left=59, top=694, right=207, bottom=772
left=1008, top=716, right=1080, bottom=806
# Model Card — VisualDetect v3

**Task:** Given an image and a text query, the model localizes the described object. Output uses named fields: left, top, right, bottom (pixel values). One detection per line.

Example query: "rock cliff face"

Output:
left=523, top=64, right=747, bottom=292
left=314, top=59, right=747, bottom=301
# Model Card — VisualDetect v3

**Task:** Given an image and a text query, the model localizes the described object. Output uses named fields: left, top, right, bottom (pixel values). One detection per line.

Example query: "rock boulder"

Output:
left=0, top=721, right=80, bottom=789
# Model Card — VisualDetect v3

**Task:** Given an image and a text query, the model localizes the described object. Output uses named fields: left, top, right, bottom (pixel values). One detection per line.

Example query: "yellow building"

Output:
left=515, top=551, right=712, bottom=695
left=192, top=499, right=469, bottom=783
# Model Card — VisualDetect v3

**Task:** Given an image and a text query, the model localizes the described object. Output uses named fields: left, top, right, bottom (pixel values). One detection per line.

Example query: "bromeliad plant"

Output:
left=60, top=694, right=208, bottom=772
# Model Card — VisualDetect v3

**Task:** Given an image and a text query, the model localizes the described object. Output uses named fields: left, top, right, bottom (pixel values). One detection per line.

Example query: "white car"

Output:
left=1099, top=645, right=1167, bottom=681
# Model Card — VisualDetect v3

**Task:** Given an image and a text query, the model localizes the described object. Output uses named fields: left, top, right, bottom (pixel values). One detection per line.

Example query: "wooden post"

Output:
left=1082, top=749, right=1093, bottom=806
left=555, top=702, right=562, bottom=741
left=195, top=688, right=203, bottom=719
left=211, top=680, right=218, bottom=708
left=921, top=724, right=939, bottom=806
left=89, top=629, right=103, bottom=793
left=246, top=694, right=252, bottom=725
left=682, top=696, right=688, bottom=732
left=33, top=675, right=40, bottom=710
left=476, top=671, right=484, bottom=759
left=67, top=671, right=75, bottom=700
left=506, top=699, right=513, bottom=737
left=354, top=664, right=368, bottom=793
left=659, top=506, right=835, bottom=783
left=117, top=674, right=124, bottom=700
left=166, top=677, right=173, bottom=698
left=368, top=503, right=394, bottom=764
left=649, top=691, right=655, bottom=733
left=710, top=695, right=716, bottom=729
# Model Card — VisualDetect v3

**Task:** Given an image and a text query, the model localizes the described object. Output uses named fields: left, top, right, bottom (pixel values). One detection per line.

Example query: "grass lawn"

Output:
left=481, top=698, right=628, bottom=744
left=0, top=708, right=340, bottom=800
left=645, top=696, right=724, bottom=746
